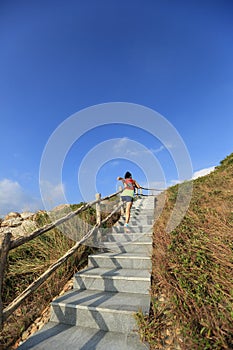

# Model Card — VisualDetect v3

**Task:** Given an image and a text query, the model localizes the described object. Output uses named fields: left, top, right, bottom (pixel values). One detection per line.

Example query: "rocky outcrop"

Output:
left=0, top=206, right=76, bottom=245
left=0, top=211, right=42, bottom=244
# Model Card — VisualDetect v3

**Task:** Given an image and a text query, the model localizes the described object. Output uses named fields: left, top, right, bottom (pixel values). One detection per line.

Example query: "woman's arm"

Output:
left=134, top=180, right=141, bottom=189
left=117, top=176, right=124, bottom=181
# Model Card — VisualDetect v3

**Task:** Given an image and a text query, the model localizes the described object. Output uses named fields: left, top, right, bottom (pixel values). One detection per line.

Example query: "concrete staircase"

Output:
left=18, top=196, right=155, bottom=350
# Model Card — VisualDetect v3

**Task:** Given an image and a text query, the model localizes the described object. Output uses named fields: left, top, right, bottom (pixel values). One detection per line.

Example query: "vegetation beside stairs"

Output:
left=0, top=203, right=119, bottom=349
left=137, top=153, right=233, bottom=350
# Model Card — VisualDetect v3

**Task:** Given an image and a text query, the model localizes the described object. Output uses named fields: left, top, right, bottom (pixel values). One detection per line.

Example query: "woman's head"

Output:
left=124, top=171, right=132, bottom=179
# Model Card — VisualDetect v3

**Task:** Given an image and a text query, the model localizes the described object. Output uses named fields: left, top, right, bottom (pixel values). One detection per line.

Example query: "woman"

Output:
left=117, top=171, right=141, bottom=228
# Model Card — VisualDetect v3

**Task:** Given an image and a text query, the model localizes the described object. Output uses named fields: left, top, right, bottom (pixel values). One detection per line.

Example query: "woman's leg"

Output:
left=125, top=201, right=133, bottom=224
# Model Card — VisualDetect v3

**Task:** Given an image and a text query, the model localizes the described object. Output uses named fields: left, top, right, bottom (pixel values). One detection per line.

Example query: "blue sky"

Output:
left=0, top=0, right=233, bottom=215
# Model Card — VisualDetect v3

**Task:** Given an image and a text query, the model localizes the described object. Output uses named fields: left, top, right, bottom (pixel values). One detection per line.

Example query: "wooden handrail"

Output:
left=0, top=192, right=123, bottom=327
left=140, top=186, right=164, bottom=191
left=1, top=189, right=123, bottom=254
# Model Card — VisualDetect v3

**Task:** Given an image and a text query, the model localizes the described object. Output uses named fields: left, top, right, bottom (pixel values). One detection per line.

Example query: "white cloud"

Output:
left=125, top=149, right=138, bottom=156
left=113, top=137, right=130, bottom=153
left=0, top=179, right=42, bottom=217
left=113, top=138, right=165, bottom=157
left=192, top=166, right=215, bottom=180
left=0, top=178, right=67, bottom=217
left=164, top=166, right=216, bottom=190
left=150, top=145, right=165, bottom=154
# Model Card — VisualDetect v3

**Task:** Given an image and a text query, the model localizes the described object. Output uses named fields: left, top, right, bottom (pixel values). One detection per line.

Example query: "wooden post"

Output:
left=0, top=232, right=12, bottom=330
left=95, top=193, right=101, bottom=225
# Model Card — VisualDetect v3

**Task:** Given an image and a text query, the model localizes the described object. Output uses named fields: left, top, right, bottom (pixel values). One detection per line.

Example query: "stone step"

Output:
left=101, top=233, right=152, bottom=243
left=93, top=228, right=152, bottom=245
left=111, top=225, right=152, bottom=234
left=73, top=267, right=151, bottom=294
left=122, top=206, right=154, bottom=212
left=88, top=252, right=152, bottom=270
left=130, top=208, right=155, bottom=214
left=133, top=201, right=156, bottom=210
left=117, top=217, right=154, bottom=226
left=100, top=241, right=152, bottom=254
left=50, top=289, right=150, bottom=333
left=17, top=197, right=154, bottom=350
left=18, top=322, right=149, bottom=350
left=131, top=218, right=153, bottom=225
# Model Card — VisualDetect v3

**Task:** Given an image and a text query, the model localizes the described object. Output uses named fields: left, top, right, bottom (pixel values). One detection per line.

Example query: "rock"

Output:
left=4, top=212, right=21, bottom=220
left=52, top=204, right=70, bottom=212
left=0, top=204, right=78, bottom=245
left=19, top=220, right=38, bottom=235
left=0, top=210, right=40, bottom=242
left=20, top=212, right=34, bottom=220
left=1, top=217, right=22, bottom=227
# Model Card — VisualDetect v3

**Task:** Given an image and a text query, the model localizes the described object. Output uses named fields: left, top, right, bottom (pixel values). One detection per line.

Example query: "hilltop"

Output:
left=138, top=153, right=233, bottom=349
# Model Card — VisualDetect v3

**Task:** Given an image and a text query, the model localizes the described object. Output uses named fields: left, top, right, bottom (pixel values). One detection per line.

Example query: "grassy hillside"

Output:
left=137, top=153, right=233, bottom=349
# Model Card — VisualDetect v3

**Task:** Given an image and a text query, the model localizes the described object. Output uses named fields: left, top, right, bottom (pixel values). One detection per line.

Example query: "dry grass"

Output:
left=0, top=198, right=121, bottom=349
left=137, top=153, right=233, bottom=349
left=0, top=206, right=97, bottom=349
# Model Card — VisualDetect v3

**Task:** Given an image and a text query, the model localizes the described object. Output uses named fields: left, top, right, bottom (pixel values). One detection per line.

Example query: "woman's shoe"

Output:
left=124, top=223, right=130, bottom=232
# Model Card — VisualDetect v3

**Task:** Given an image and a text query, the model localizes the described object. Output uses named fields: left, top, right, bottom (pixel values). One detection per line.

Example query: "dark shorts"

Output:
left=121, top=196, right=133, bottom=203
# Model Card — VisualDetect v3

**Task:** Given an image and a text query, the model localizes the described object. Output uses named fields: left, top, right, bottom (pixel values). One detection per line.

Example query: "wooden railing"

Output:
left=0, top=190, right=123, bottom=330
